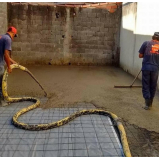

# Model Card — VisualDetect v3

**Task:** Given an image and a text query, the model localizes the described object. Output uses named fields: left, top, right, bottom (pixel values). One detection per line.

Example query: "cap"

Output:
left=154, top=32, right=159, bottom=37
left=7, top=26, right=18, bottom=37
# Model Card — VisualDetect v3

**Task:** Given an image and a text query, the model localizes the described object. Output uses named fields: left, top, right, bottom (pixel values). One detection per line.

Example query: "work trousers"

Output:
left=142, top=70, right=159, bottom=99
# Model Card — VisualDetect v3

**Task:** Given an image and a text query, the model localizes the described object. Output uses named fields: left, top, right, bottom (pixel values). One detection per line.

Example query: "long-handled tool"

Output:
left=114, top=70, right=142, bottom=88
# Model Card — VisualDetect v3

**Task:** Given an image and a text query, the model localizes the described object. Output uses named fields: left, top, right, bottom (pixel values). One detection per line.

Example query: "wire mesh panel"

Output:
left=0, top=101, right=125, bottom=157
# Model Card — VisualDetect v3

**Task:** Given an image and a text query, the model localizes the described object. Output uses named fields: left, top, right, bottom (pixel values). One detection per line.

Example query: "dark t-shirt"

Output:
left=0, top=33, right=12, bottom=66
left=139, top=40, right=159, bottom=71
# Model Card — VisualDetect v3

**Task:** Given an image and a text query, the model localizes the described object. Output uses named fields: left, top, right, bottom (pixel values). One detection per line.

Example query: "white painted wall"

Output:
left=120, top=2, right=159, bottom=80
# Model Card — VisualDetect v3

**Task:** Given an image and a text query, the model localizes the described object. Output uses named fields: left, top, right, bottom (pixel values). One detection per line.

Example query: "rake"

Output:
left=114, top=70, right=142, bottom=88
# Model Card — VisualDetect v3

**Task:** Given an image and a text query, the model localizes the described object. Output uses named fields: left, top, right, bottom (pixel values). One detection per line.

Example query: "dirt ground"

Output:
left=6, top=65, right=159, bottom=156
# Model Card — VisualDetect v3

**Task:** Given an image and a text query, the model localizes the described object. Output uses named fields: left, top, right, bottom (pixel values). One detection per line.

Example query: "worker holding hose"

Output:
left=139, top=32, right=159, bottom=110
left=0, top=26, right=18, bottom=106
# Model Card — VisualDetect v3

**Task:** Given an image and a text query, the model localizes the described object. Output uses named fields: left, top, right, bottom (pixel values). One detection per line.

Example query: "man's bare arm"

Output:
left=10, top=58, right=18, bottom=64
left=4, top=50, right=12, bottom=73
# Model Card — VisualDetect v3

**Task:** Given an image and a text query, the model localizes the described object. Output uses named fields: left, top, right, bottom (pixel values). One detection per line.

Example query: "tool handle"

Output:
left=130, top=70, right=141, bottom=87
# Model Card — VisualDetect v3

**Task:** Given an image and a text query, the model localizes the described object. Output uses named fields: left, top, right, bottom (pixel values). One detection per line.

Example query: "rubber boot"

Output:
left=143, top=99, right=151, bottom=110
left=150, top=98, right=153, bottom=108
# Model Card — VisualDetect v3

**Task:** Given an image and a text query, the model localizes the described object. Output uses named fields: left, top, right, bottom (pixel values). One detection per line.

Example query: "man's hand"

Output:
left=139, top=53, right=144, bottom=58
left=7, top=67, right=12, bottom=73
left=10, top=58, right=18, bottom=64
left=11, top=61, right=18, bottom=64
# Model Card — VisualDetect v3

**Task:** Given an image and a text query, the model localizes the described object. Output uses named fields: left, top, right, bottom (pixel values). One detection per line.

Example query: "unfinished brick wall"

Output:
left=0, top=2, right=7, bottom=35
left=8, top=3, right=121, bottom=65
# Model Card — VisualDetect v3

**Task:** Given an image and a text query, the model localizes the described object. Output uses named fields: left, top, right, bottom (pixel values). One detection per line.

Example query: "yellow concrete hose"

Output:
left=2, top=64, right=131, bottom=157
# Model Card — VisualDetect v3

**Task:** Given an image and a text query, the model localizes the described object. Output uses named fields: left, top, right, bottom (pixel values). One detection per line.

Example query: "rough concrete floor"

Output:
left=6, top=65, right=159, bottom=156
left=122, top=119, right=159, bottom=157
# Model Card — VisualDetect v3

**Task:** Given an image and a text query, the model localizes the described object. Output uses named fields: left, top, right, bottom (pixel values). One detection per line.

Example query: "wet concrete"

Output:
left=7, top=65, right=159, bottom=133
left=122, top=120, right=159, bottom=157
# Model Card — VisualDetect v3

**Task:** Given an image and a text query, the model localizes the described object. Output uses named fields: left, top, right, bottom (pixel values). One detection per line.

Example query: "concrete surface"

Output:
left=7, top=65, right=159, bottom=133
left=123, top=119, right=158, bottom=157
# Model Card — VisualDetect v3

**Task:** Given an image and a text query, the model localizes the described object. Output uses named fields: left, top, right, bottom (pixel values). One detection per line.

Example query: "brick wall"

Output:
left=0, top=2, right=7, bottom=34
left=8, top=3, right=121, bottom=65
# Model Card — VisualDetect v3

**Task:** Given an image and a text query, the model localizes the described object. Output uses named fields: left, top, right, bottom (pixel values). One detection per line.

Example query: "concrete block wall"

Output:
left=69, top=7, right=121, bottom=65
left=0, top=2, right=7, bottom=35
left=8, top=3, right=121, bottom=65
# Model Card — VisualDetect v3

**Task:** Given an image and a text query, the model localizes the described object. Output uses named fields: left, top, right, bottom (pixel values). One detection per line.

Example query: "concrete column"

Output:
left=63, top=8, right=71, bottom=64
